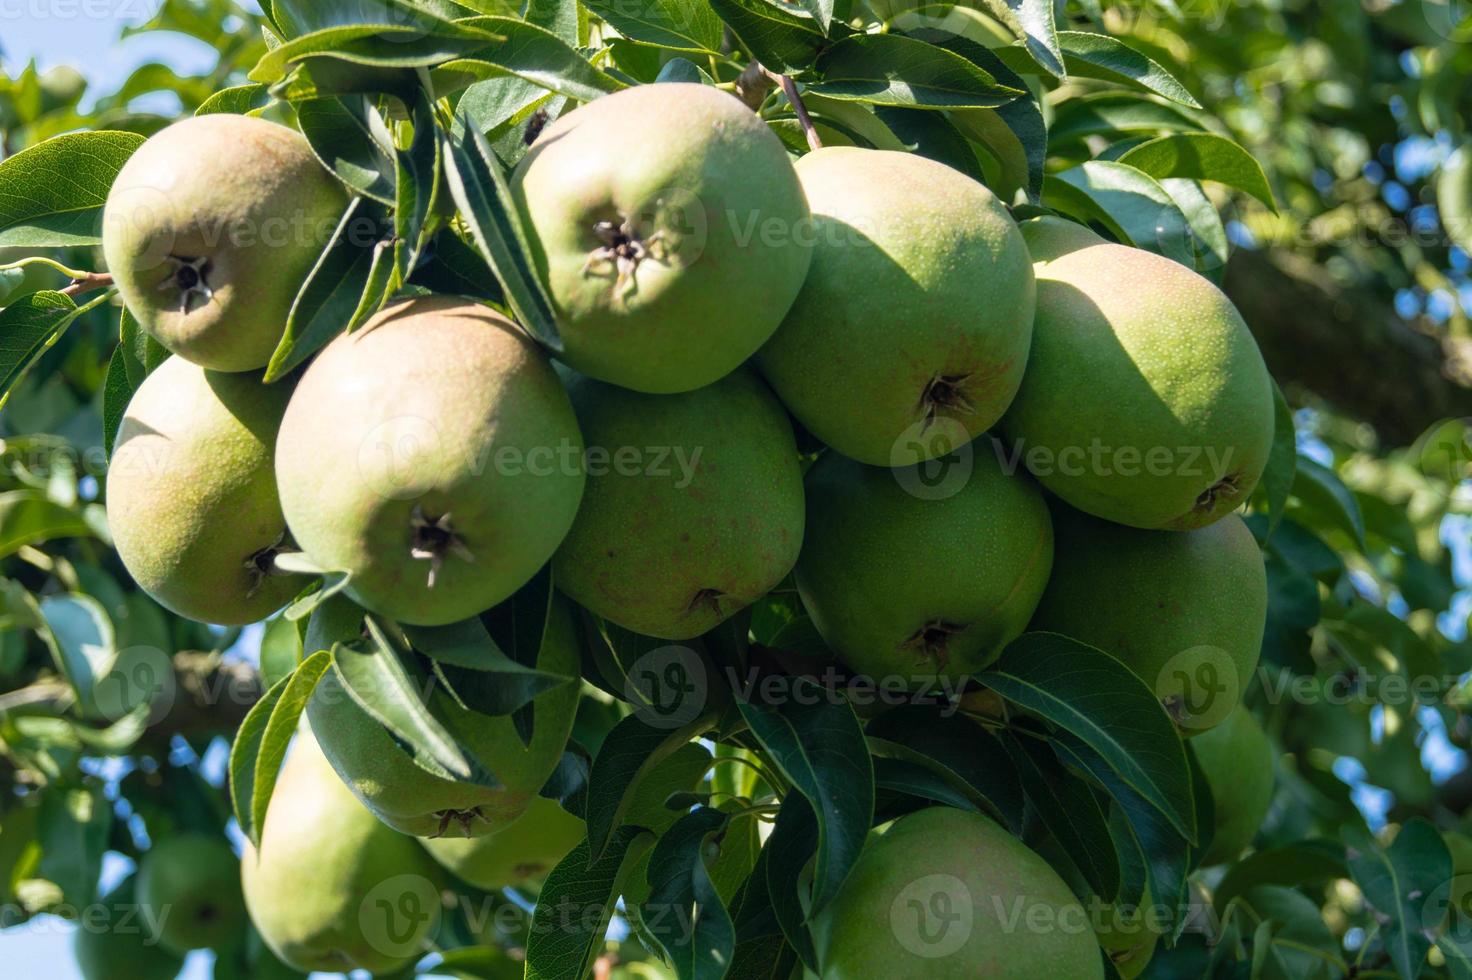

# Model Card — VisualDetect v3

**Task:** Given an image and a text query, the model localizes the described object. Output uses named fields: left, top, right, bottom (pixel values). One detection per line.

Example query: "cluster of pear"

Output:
left=99, top=81, right=1279, bottom=978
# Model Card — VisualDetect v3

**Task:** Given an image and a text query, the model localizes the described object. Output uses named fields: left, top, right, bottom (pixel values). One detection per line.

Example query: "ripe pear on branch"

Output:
left=103, top=114, right=346, bottom=372
left=513, top=83, right=812, bottom=393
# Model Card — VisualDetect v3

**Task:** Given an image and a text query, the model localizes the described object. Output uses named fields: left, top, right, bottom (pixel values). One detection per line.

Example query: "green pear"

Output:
left=1030, top=505, right=1266, bottom=733
left=421, top=794, right=585, bottom=891
left=1000, top=217, right=1275, bottom=530
left=756, top=147, right=1035, bottom=466
left=275, top=296, right=585, bottom=626
left=1192, top=706, right=1274, bottom=865
left=107, top=356, right=305, bottom=625
left=305, top=591, right=581, bottom=838
left=512, top=83, right=812, bottom=393
left=73, top=875, right=184, bottom=980
left=811, top=807, right=1103, bottom=979
left=102, top=114, right=345, bottom=372
left=795, top=446, right=1052, bottom=688
left=242, top=729, right=443, bottom=975
left=136, top=833, right=246, bottom=954
left=553, top=369, right=805, bottom=640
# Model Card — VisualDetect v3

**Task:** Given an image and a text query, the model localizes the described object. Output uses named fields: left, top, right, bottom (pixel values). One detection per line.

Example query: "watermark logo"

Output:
left=890, top=874, right=973, bottom=958
left=891, top=418, right=975, bottom=501
left=624, top=645, right=708, bottom=730
left=356, top=414, right=444, bottom=500
left=1156, top=645, right=1239, bottom=732
left=91, top=644, right=175, bottom=724
left=358, top=873, right=440, bottom=960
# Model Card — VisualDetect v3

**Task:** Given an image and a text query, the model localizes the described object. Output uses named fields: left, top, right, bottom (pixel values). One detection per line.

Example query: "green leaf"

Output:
left=1256, top=382, right=1297, bottom=541
left=100, top=346, right=133, bottom=460
left=393, top=92, right=443, bottom=275
left=454, top=18, right=627, bottom=102
left=582, top=0, right=724, bottom=54
left=870, top=757, right=979, bottom=813
left=296, top=96, right=396, bottom=204
left=329, top=616, right=499, bottom=787
left=585, top=711, right=717, bottom=859
left=1002, top=731, right=1120, bottom=899
left=656, top=58, right=717, bottom=85
left=762, top=792, right=819, bottom=968
left=0, top=131, right=144, bottom=247
left=982, top=632, right=1196, bottom=842
left=229, top=650, right=332, bottom=846
left=403, top=615, right=570, bottom=719
left=808, top=33, right=1025, bottom=110
left=442, top=123, right=562, bottom=351
left=1117, top=132, right=1276, bottom=211
left=249, top=20, right=501, bottom=83
left=195, top=83, right=271, bottom=115
left=38, top=784, right=111, bottom=907
left=1047, top=160, right=1194, bottom=266
left=0, top=290, right=78, bottom=405
left=872, top=106, right=984, bottom=181
left=1291, top=458, right=1365, bottom=551
left=1343, top=819, right=1448, bottom=979
left=1158, top=176, right=1230, bottom=281
left=735, top=678, right=872, bottom=915
left=1056, top=32, right=1201, bottom=108
left=642, top=807, right=737, bottom=980
left=1439, top=142, right=1472, bottom=254
left=705, top=0, right=825, bottom=75
left=918, top=34, right=1043, bottom=200
left=525, top=826, right=654, bottom=980
left=1212, top=841, right=1347, bottom=914
left=1047, top=92, right=1209, bottom=144
left=1057, top=735, right=1192, bottom=939
left=982, top=0, right=1064, bottom=76
left=264, top=196, right=381, bottom=382
left=864, top=705, right=1025, bottom=831
left=37, top=593, right=116, bottom=709
left=0, top=490, right=93, bottom=559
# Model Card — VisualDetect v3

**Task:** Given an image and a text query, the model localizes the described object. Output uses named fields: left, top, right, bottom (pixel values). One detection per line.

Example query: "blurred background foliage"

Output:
left=0, top=0, right=1468, bottom=977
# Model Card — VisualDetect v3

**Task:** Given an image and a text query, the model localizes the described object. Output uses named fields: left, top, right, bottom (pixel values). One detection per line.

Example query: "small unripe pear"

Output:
left=1193, top=706, right=1275, bottom=865
left=106, top=356, right=305, bottom=626
left=552, top=369, right=805, bottom=640
left=242, top=729, right=443, bottom=975
left=136, top=833, right=246, bottom=954
left=811, top=807, right=1104, bottom=978
left=512, top=84, right=812, bottom=393
left=103, top=115, right=346, bottom=371
left=1030, top=505, right=1266, bottom=734
left=1001, top=217, right=1274, bottom=530
left=73, top=875, right=184, bottom=980
left=421, top=795, right=585, bottom=891
left=795, top=445, right=1052, bottom=688
left=757, top=146, right=1035, bottom=466
left=275, top=296, right=585, bottom=626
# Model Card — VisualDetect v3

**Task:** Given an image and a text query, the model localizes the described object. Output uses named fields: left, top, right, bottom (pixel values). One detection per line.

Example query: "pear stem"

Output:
left=763, top=67, right=822, bottom=152
left=60, top=271, right=115, bottom=297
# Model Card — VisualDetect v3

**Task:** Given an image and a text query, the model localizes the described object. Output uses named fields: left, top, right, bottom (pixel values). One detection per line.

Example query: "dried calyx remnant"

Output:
left=431, top=806, right=489, bottom=838
left=919, top=372, right=977, bottom=428
left=582, top=215, right=670, bottom=297
left=409, top=505, right=473, bottom=588
left=904, top=619, right=966, bottom=669
left=244, top=532, right=290, bottom=597
left=688, top=587, right=726, bottom=615
left=1194, top=473, right=1240, bottom=513
left=163, top=254, right=213, bottom=313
